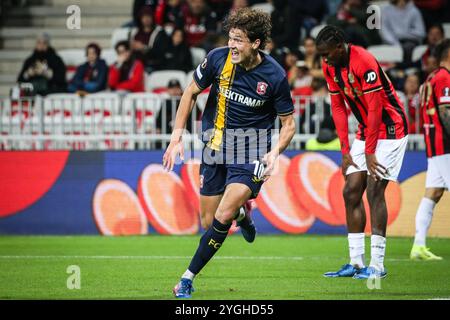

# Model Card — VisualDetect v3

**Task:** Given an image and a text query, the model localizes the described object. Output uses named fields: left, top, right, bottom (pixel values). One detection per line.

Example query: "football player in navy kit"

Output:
left=163, top=8, right=296, bottom=298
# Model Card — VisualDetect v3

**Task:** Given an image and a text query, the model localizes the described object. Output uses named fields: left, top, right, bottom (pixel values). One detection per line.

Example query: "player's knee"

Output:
left=425, top=188, right=444, bottom=203
left=215, top=208, right=235, bottom=225
left=343, top=183, right=361, bottom=206
left=366, top=183, right=384, bottom=204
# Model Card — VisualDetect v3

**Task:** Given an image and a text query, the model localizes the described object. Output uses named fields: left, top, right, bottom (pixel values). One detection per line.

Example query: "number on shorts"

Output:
left=253, top=160, right=265, bottom=180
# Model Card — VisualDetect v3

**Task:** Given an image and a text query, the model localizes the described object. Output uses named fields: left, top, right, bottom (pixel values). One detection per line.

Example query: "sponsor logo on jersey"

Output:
left=364, top=70, right=377, bottom=84
left=219, top=86, right=266, bottom=107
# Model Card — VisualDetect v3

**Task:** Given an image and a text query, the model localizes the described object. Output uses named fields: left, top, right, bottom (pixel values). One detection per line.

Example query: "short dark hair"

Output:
left=86, top=42, right=101, bottom=57
left=114, top=40, right=130, bottom=52
left=429, top=23, right=445, bottom=36
left=434, top=39, right=450, bottom=63
left=315, top=25, right=346, bottom=47
left=223, top=8, right=271, bottom=50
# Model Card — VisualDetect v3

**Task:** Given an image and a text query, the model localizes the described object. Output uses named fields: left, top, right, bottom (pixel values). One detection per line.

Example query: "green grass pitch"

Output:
left=0, top=235, right=449, bottom=300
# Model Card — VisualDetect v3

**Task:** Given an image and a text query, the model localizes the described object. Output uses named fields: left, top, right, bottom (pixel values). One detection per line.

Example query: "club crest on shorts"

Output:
left=256, top=82, right=268, bottom=95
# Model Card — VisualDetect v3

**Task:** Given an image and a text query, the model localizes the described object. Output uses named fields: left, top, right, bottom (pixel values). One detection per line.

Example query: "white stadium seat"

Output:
left=185, top=70, right=195, bottom=86
left=190, top=47, right=207, bottom=67
left=111, top=28, right=130, bottom=48
left=444, top=23, right=450, bottom=38
left=101, top=49, right=117, bottom=66
left=367, top=45, right=403, bottom=63
left=145, top=70, right=187, bottom=91
left=122, top=93, right=162, bottom=134
left=251, top=3, right=274, bottom=14
left=412, top=45, right=428, bottom=62
left=59, top=49, right=85, bottom=67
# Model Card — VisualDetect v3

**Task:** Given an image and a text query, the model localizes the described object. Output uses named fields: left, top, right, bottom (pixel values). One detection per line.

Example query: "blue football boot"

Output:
left=173, top=278, right=194, bottom=298
left=353, top=266, right=387, bottom=280
left=323, top=264, right=361, bottom=278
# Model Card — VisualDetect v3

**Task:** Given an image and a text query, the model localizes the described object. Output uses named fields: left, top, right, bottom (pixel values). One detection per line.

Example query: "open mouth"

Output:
left=231, top=50, right=239, bottom=58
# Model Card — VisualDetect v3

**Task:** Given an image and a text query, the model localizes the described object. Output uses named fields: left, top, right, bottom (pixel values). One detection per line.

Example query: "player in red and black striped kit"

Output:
left=316, top=26, right=409, bottom=279
left=410, top=39, right=450, bottom=261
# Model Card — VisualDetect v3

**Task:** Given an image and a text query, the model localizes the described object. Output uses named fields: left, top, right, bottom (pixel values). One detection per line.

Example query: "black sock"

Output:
left=188, top=218, right=231, bottom=275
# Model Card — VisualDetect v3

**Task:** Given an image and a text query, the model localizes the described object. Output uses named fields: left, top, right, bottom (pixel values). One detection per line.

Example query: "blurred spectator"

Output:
left=132, top=0, right=158, bottom=27
left=164, top=28, right=193, bottom=72
left=414, top=0, right=450, bottom=30
left=130, top=6, right=171, bottom=73
left=380, top=0, right=426, bottom=63
left=283, top=48, right=303, bottom=85
left=67, top=43, right=108, bottom=94
left=154, top=0, right=185, bottom=34
left=181, top=0, right=219, bottom=49
left=327, top=0, right=381, bottom=47
left=231, top=0, right=249, bottom=12
left=305, top=116, right=341, bottom=151
left=302, top=37, right=324, bottom=79
left=291, top=60, right=313, bottom=89
left=270, top=0, right=290, bottom=49
left=420, top=24, right=445, bottom=75
left=403, top=73, right=422, bottom=133
left=208, top=0, right=233, bottom=21
left=285, top=0, right=328, bottom=48
left=108, top=40, right=145, bottom=93
left=298, top=77, right=330, bottom=133
left=17, top=33, right=66, bottom=96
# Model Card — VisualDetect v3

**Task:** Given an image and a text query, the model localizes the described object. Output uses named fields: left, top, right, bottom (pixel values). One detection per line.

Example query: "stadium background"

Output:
left=0, top=0, right=449, bottom=238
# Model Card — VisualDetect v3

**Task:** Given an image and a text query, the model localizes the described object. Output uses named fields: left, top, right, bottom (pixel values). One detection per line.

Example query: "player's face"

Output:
left=228, top=28, right=259, bottom=65
left=317, top=42, right=346, bottom=67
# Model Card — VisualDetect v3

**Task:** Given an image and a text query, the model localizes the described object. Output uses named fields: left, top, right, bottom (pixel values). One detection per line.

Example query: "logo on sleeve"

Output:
left=364, top=70, right=377, bottom=84
left=440, top=87, right=450, bottom=103
left=201, top=58, right=207, bottom=69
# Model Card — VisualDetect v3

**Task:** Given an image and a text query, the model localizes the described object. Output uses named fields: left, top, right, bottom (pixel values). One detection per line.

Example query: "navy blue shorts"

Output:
left=199, top=161, right=266, bottom=199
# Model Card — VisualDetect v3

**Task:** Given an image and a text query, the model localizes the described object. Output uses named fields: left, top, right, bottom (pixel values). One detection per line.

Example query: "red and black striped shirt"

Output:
left=323, top=44, right=408, bottom=154
left=420, top=67, right=450, bottom=158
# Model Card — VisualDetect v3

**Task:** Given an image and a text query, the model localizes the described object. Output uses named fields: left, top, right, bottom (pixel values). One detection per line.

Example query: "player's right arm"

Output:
left=163, top=48, right=220, bottom=171
left=322, top=63, right=358, bottom=176
left=163, top=80, right=202, bottom=171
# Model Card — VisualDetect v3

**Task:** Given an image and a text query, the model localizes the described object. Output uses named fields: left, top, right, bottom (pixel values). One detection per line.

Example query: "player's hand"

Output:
left=162, top=140, right=184, bottom=171
left=261, top=149, right=279, bottom=181
left=341, top=153, right=359, bottom=177
left=365, top=153, right=387, bottom=181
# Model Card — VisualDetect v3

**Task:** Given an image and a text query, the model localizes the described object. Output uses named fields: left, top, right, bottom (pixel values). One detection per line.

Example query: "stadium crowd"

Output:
left=9, top=0, right=450, bottom=139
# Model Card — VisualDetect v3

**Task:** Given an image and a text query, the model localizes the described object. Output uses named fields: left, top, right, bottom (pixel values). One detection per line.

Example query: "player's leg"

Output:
left=324, top=139, right=367, bottom=278
left=173, top=183, right=252, bottom=298
left=199, top=195, right=222, bottom=230
left=353, top=136, right=408, bottom=279
left=411, top=155, right=448, bottom=260
left=324, top=172, right=367, bottom=277
left=365, top=177, right=389, bottom=277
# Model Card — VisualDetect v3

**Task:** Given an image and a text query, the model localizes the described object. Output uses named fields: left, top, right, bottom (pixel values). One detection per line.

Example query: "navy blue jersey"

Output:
left=193, top=47, right=294, bottom=160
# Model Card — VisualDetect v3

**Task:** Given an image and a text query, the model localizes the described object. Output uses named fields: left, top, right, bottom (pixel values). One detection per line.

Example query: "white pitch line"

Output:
left=0, top=255, right=304, bottom=261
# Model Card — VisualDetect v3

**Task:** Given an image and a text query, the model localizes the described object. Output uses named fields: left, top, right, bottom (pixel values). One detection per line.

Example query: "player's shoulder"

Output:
left=205, top=46, right=229, bottom=63
left=349, top=44, right=377, bottom=66
left=261, top=51, right=286, bottom=75
left=430, top=67, right=450, bottom=83
left=259, top=51, right=288, bottom=89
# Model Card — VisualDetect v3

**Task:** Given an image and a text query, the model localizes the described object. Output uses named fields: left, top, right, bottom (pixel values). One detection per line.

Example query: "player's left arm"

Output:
left=262, top=76, right=296, bottom=178
left=436, top=78, right=450, bottom=137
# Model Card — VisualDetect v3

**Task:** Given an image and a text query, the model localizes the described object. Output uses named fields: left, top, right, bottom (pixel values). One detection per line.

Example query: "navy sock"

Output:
left=188, top=218, right=231, bottom=275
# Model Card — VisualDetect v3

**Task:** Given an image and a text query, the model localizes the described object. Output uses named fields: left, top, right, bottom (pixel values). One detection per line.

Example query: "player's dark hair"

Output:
left=315, top=25, right=346, bottom=48
left=223, top=8, right=271, bottom=50
left=434, top=39, right=450, bottom=63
